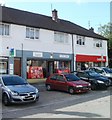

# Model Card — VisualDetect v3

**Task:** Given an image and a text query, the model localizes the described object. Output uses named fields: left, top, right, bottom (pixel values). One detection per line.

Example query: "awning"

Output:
left=76, top=54, right=106, bottom=62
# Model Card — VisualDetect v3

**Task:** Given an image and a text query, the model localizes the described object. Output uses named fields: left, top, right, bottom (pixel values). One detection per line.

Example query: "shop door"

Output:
left=48, top=61, right=54, bottom=75
left=14, top=58, right=21, bottom=76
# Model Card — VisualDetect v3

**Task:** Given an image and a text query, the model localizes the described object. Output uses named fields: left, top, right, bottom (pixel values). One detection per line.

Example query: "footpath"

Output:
left=27, top=78, right=46, bottom=92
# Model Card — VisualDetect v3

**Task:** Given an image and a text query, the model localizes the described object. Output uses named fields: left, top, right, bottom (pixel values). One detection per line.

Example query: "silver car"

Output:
left=0, top=75, right=39, bottom=106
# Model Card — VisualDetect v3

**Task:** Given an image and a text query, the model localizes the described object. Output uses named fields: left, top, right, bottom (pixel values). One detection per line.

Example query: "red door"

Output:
left=14, top=58, right=21, bottom=76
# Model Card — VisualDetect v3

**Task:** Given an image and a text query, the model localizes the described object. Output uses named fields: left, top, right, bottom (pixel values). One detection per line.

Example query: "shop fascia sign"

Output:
left=97, top=55, right=105, bottom=61
left=59, top=54, right=70, bottom=59
left=97, top=58, right=105, bottom=61
left=33, top=52, right=43, bottom=57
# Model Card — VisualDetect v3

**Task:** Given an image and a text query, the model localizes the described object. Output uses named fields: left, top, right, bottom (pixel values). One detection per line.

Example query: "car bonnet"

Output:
left=6, top=84, right=36, bottom=93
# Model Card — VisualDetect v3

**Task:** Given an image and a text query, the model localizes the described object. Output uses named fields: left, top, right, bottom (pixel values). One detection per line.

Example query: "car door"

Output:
left=49, top=74, right=58, bottom=89
left=56, top=75, right=67, bottom=91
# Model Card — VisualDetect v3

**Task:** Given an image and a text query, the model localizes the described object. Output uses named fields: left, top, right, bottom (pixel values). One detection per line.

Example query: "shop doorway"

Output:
left=14, top=58, right=21, bottom=76
left=47, top=61, right=54, bottom=76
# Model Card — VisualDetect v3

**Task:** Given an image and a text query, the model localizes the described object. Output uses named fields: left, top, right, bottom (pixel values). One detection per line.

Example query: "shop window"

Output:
left=76, top=35, right=85, bottom=45
left=0, top=61, right=8, bottom=74
left=0, top=23, right=10, bottom=36
left=26, top=27, right=39, bottom=40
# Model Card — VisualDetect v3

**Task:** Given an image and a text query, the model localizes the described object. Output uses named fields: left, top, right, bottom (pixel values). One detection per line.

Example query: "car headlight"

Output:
left=11, top=91, right=19, bottom=96
left=76, top=85, right=83, bottom=88
left=97, top=80, right=104, bottom=84
left=35, top=88, right=39, bottom=93
left=88, top=83, right=91, bottom=86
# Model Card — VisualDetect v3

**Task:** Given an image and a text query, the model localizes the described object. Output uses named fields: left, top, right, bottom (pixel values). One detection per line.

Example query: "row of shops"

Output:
left=0, top=50, right=107, bottom=79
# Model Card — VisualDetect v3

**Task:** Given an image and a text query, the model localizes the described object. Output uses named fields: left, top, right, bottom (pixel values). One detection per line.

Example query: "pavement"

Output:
left=27, top=78, right=46, bottom=84
left=21, top=95, right=110, bottom=118
left=27, top=78, right=46, bottom=92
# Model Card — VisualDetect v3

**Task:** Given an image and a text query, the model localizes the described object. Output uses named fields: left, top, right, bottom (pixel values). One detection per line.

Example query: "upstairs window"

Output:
left=76, top=35, right=85, bottom=45
left=0, top=23, right=10, bottom=36
left=26, top=27, right=39, bottom=39
left=94, top=39, right=102, bottom=48
left=54, top=32, right=69, bottom=44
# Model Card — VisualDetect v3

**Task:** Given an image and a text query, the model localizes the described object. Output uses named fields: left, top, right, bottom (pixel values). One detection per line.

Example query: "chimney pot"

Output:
left=89, top=27, right=94, bottom=32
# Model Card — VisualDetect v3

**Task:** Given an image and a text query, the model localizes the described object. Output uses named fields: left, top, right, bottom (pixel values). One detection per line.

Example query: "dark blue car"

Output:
left=76, top=70, right=111, bottom=90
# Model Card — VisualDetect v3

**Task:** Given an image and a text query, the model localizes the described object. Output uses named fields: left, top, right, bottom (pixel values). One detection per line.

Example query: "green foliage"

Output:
left=98, top=22, right=112, bottom=48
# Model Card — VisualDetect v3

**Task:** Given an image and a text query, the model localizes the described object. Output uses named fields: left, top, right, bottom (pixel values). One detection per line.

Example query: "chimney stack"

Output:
left=89, top=27, right=94, bottom=32
left=52, top=9, right=58, bottom=22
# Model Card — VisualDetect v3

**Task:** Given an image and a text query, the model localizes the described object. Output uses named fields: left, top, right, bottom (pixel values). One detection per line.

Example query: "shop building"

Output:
left=0, top=6, right=108, bottom=79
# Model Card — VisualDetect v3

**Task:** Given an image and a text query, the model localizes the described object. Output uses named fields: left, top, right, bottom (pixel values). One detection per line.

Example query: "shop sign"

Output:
left=9, top=48, right=15, bottom=57
left=97, top=58, right=105, bottom=61
left=33, top=52, right=43, bottom=57
left=59, top=54, right=69, bottom=58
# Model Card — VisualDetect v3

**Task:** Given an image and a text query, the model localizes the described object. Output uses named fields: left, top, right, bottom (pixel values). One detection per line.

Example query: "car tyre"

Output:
left=91, top=84, right=97, bottom=90
left=68, top=87, right=74, bottom=94
left=3, top=94, right=10, bottom=106
left=46, top=84, right=51, bottom=91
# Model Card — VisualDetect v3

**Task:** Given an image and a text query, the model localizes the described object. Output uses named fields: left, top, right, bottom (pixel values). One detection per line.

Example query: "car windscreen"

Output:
left=87, top=71, right=100, bottom=77
left=2, top=76, right=28, bottom=86
left=65, top=74, right=80, bottom=81
left=103, top=68, right=112, bottom=73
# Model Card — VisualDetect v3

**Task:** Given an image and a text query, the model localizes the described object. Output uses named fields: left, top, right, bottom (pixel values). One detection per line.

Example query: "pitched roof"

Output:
left=0, top=6, right=108, bottom=40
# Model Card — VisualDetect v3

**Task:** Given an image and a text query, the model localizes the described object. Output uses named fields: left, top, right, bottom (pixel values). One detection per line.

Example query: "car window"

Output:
left=2, top=76, right=28, bottom=86
left=103, top=68, right=112, bottom=73
left=89, top=68, right=95, bottom=71
left=50, top=74, right=57, bottom=80
left=77, top=72, right=88, bottom=78
left=95, top=69, right=104, bottom=74
left=56, top=75, right=65, bottom=82
left=65, top=74, right=80, bottom=81
left=87, top=71, right=100, bottom=77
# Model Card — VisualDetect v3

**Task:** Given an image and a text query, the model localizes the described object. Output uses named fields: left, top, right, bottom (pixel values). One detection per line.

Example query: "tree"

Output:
left=98, top=23, right=112, bottom=68
left=98, top=22, right=112, bottom=49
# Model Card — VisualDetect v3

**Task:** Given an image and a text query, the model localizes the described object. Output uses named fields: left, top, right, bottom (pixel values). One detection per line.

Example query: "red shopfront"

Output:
left=76, top=54, right=107, bottom=70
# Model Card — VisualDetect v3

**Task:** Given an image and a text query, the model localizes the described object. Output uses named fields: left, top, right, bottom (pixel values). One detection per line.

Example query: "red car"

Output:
left=45, top=73, right=91, bottom=94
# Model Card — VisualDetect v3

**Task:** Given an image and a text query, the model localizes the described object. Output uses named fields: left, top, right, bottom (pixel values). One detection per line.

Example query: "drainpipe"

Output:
left=21, top=43, right=23, bottom=78
left=72, top=34, right=74, bottom=72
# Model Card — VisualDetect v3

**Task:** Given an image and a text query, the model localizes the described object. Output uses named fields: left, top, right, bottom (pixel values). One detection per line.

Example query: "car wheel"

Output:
left=46, top=84, right=51, bottom=91
left=3, top=94, right=10, bottom=106
left=68, top=87, right=74, bottom=94
left=91, top=84, right=97, bottom=90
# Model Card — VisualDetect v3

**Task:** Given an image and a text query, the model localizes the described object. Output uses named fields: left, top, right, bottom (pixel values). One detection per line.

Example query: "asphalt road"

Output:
left=1, top=85, right=111, bottom=119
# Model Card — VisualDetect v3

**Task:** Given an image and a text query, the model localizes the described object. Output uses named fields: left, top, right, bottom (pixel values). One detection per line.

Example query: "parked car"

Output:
left=45, top=73, right=91, bottom=94
left=89, top=67, right=112, bottom=85
left=0, top=75, right=39, bottom=106
left=76, top=70, right=111, bottom=90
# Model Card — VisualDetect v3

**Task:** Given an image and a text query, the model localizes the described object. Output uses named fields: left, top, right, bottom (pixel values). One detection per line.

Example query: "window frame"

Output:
left=26, top=27, right=39, bottom=40
left=54, top=31, right=69, bottom=44
left=76, top=35, right=85, bottom=45
left=0, top=23, right=10, bottom=36
left=94, top=39, right=103, bottom=48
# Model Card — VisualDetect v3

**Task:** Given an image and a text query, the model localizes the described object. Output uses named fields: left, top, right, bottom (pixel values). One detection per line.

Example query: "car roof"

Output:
left=90, top=67, right=103, bottom=70
left=0, top=74, right=19, bottom=77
